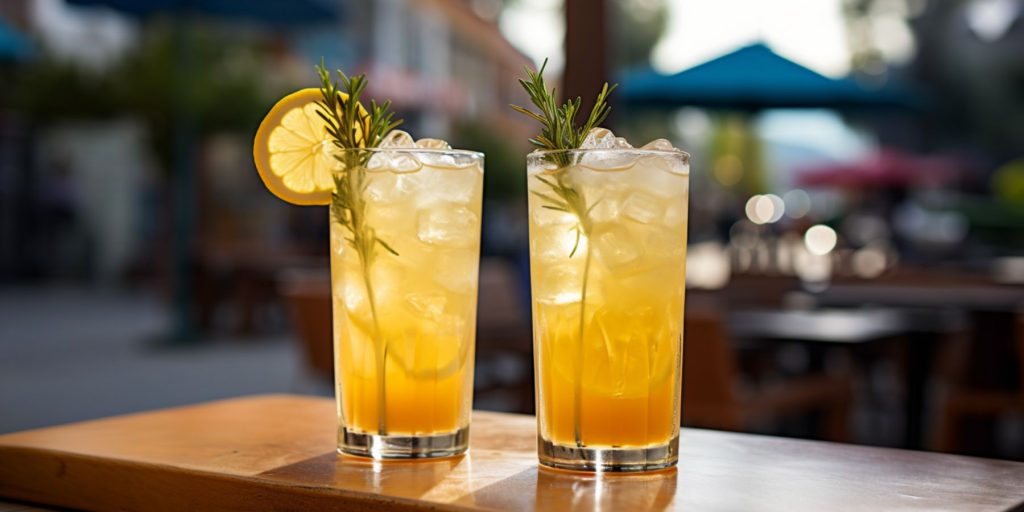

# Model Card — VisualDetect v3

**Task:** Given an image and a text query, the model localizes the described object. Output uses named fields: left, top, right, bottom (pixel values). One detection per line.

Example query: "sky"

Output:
left=652, top=0, right=852, bottom=77
left=501, top=0, right=878, bottom=78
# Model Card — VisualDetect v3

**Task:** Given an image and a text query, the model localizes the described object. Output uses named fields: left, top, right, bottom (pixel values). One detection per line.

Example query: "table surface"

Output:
left=2, top=395, right=1023, bottom=512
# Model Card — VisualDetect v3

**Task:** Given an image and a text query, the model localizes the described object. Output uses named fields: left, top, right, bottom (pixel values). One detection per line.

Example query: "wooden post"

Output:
left=564, top=0, right=608, bottom=117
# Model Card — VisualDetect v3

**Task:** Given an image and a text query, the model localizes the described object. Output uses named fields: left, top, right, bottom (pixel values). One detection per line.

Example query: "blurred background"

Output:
left=1, top=0, right=1023, bottom=461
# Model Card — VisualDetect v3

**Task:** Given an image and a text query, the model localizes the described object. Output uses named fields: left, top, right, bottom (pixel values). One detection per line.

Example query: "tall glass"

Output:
left=527, top=148, right=689, bottom=472
left=331, top=147, right=483, bottom=459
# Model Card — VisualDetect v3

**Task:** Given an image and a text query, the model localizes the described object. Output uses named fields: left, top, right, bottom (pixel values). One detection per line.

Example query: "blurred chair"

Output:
left=683, top=310, right=853, bottom=442
left=934, top=312, right=1024, bottom=453
left=474, top=258, right=534, bottom=413
left=278, top=268, right=333, bottom=382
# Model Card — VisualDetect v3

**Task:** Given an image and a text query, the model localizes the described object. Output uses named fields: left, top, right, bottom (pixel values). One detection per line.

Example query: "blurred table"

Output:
left=728, top=308, right=960, bottom=449
left=729, top=309, right=911, bottom=344
left=2, top=395, right=1024, bottom=511
left=819, top=283, right=1024, bottom=450
left=818, top=284, right=1024, bottom=312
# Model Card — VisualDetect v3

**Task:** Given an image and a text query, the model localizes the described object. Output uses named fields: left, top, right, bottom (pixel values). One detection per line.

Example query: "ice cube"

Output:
left=592, top=225, right=642, bottom=271
left=587, top=196, right=620, bottom=223
left=417, top=205, right=479, bottom=247
left=405, top=291, right=448, bottom=319
left=342, top=279, right=368, bottom=317
left=367, top=151, right=422, bottom=173
left=368, top=130, right=423, bottom=173
left=416, top=138, right=451, bottom=149
left=415, top=138, right=461, bottom=168
left=641, top=138, right=676, bottom=151
left=380, top=130, right=416, bottom=148
left=433, top=251, right=478, bottom=294
left=581, top=152, right=639, bottom=170
left=622, top=191, right=667, bottom=224
left=409, top=166, right=482, bottom=206
left=580, top=128, right=632, bottom=149
left=580, top=128, right=638, bottom=169
left=581, top=127, right=616, bottom=149
left=534, top=266, right=584, bottom=304
left=531, top=203, right=576, bottom=227
left=365, top=171, right=414, bottom=205
left=528, top=152, right=562, bottom=173
left=642, top=152, right=689, bottom=176
left=533, top=224, right=588, bottom=262
left=634, top=155, right=690, bottom=198
left=663, top=199, right=688, bottom=227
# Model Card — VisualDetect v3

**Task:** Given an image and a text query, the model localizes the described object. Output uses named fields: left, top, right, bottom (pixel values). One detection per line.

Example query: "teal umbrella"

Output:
left=0, top=18, right=32, bottom=61
left=65, top=0, right=339, bottom=25
left=620, top=43, right=918, bottom=111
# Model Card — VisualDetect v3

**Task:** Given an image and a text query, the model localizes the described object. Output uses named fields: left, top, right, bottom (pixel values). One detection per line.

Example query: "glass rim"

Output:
left=527, top=147, right=690, bottom=160
left=330, top=147, right=484, bottom=159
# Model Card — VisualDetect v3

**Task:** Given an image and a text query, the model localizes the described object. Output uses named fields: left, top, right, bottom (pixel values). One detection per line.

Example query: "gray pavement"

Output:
left=0, top=286, right=308, bottom=434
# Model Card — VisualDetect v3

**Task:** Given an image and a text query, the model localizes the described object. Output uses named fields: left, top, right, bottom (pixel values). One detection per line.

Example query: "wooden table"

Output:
left=2, top=395, right=1023, bottom=511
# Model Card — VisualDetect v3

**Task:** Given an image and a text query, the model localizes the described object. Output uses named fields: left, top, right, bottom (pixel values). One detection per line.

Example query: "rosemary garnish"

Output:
left=511, top=59, right=616, bottom=162
left=511, top=60, right=618, bottom=448
left=510, top=58, right=616, bottom=255
left=316, top=62, right=403, bottom=262
left=316, top=61, right=402, bottom=435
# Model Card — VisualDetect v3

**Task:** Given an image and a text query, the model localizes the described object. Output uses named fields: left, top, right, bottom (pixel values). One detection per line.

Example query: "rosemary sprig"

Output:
left=510, top=59, right=617, bottom=255
left=511, top=59, right=616, bottom=160
left=316, top=61, right=403, bottom=262
left=315, top=61, right=402, bottom=435
left=511, top=60, right=618, bottom=448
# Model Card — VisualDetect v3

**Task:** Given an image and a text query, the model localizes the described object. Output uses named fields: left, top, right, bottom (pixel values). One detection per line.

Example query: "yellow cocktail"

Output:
left=528, top=144, right=689, bottom=471
left=331, top=142, right=483, bottom=458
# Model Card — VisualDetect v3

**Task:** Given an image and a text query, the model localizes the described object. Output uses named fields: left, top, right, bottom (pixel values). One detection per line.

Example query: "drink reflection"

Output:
left=533, top=467, right=678, bottom=511
left=263, top=452, right=469, bottom=501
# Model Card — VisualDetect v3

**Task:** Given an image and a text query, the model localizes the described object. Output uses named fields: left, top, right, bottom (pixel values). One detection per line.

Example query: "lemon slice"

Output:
left=253, top=88, right=366, bottom=205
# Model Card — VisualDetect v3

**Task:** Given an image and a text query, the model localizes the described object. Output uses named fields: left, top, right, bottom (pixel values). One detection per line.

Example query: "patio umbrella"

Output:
left=64, top=0, right=341, bottom=343
left=65, top=0, right=339, bottom=25
left=619, top=43, right=917, bottom=111
left=0, top=18, right=33, bottom=61
left=796, top=148, right=961, bottom=189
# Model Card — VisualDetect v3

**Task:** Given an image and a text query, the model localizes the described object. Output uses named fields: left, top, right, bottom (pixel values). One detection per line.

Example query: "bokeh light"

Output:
left=852, top=245, right=888, bottom=278
left=687, top=241, right=731, bottom=289
left=804, top=224, right=838, bottom=255
left=745, top=194, right=785, bottom=224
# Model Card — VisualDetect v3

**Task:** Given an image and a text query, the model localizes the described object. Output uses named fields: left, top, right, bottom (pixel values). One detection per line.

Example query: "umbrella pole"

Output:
left=167, top=13, right=198, bottom=344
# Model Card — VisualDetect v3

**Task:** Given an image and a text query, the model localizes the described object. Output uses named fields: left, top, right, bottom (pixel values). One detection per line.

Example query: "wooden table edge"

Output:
left=0, top=443, right=479, bottom=512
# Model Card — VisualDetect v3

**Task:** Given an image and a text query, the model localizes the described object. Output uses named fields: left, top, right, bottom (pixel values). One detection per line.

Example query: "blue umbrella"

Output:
left=0, top=18, right=33, bottom=61
left=65, top=0, right=340, bottom=25
left=620, top=43, right=917, bottom=110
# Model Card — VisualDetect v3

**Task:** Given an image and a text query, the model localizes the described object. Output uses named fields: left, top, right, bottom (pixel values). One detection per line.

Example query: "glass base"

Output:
left=339, top=426, right=469, bottom=459
left=538, top=435, right=678, bottom=473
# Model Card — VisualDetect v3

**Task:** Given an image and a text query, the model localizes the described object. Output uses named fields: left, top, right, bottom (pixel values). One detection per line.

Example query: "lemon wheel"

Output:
left=252, top=88, right=365, bottom=205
